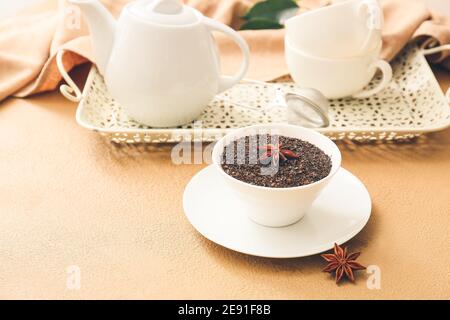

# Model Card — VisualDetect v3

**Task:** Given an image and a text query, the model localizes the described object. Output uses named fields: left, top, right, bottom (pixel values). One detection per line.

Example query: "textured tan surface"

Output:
left=0, top=65, right=449, bottom=300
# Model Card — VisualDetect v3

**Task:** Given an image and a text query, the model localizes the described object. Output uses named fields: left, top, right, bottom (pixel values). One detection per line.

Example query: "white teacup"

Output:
left=285, top=0, right=383, bottom=58
left=212, top=124, right=342, bottom=228
left=285, top=38, right=392, bottom=99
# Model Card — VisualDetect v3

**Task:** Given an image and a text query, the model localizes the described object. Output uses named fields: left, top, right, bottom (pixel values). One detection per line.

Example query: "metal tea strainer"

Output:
left=277, top=87, right=330, bottom=128
left=218, top=80, right=330, bottom=128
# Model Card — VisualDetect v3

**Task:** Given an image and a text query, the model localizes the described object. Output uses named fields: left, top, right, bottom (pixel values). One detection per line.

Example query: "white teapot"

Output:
left=68, top=0, right=250, bottom=127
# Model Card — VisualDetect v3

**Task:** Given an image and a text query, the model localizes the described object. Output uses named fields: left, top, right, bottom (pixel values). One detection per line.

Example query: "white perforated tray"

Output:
left=75, top=43, right=449, bottom=143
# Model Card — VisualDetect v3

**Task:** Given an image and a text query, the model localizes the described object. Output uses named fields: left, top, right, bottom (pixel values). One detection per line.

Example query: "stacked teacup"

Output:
left=285, top=0, right=392, bottom=99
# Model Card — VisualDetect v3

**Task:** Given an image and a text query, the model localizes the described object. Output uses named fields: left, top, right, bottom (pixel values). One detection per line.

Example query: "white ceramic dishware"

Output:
left=69, top=0, right=250, bottom=127
left=211, top=124, right=342, bottom=227
left=285, top=0, right=382, bottom=58
left=183, top=165, right=371, bottom=258
left=285, top=38, right=392, bottom=99
left=61, top=43, right=450, bottom=143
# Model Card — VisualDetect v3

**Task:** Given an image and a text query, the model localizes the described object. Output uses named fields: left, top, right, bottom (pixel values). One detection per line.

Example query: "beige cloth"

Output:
left=0, top=0, right=449, bottom=102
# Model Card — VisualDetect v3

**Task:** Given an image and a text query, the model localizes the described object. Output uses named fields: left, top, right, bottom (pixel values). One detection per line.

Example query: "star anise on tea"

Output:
left=258, top=143, right=299, bottom=165
left=321, top=243, right=366, bottom=284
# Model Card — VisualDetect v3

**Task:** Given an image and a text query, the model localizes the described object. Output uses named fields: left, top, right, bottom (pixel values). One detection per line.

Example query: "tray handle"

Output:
left=420, top=41, right=450, bottom=103
left=56, top=49, right=83, bottom=102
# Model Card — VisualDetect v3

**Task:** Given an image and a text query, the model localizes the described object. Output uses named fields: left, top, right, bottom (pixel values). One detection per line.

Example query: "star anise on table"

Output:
left=258, top=143, right=299, bottom=165
left=321, top=243, right=366, bottom=284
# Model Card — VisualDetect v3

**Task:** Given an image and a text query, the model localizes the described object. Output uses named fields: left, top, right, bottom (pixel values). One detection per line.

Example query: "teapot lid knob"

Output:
left=151, top=0, right=182, bottom=15
left=129, top=0, right=198, bottom=25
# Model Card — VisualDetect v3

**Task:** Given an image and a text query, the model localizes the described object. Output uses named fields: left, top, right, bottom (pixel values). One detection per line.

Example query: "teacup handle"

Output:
left=352, top=60, right=392, bottom=99
left=359, top=0, right=383, bottom=30
left=203, top=17, right=250, bottom=93
left=357, top=0, right=383, bottom=54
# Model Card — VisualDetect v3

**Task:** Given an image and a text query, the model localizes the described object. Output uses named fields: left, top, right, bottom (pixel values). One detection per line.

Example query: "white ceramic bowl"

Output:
left=285, top=0, right=382, bottom=58
left=212, top=124, right=342, bottom=227
left=285, top=38, right=392, bottom=99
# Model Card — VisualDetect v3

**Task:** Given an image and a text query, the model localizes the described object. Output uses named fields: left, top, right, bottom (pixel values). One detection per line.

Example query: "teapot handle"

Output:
left=203, top=17, right=250, bottom=93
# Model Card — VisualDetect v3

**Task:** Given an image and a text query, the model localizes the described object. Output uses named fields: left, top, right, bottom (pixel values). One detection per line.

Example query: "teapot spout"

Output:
left=69, top=0, right=116, bottom=75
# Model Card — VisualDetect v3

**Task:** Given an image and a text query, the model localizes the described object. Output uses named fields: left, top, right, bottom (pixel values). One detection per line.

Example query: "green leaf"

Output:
left=240, top=18, right=284, bottom=30
left=242, top=0, right=299, bottom=22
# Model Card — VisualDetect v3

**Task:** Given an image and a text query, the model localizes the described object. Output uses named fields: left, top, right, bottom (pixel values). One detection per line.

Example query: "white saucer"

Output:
left=183, top=165, right=371, bottom=258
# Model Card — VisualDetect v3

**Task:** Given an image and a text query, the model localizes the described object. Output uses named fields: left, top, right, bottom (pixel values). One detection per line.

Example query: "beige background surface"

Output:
left=0, top=64, right=449, bottom=299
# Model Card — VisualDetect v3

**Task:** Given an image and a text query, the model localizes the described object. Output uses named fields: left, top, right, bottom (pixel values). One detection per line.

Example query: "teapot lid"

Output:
left=129, top=0, right=199, bottom=25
